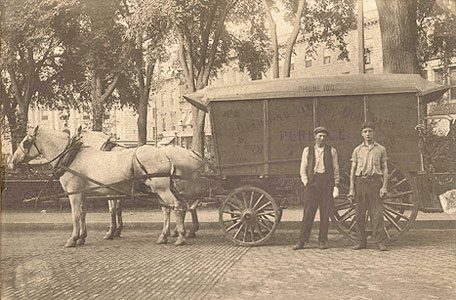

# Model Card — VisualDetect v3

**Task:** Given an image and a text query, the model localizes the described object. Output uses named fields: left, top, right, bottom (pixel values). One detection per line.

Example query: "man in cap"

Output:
left=293, top=126, right=340, bottom=250
left=348, top=122, right=388, bottom=251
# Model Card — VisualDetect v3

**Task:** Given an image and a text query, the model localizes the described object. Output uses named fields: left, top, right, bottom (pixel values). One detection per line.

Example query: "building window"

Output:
left=434, top=67, right=456, bottom=101
left=364, top=47, right=372, bottom=65
left=83, top=113, right=90, bottom=120
left=323, top=49, right=331, bottom=65
left=305, top=55, right=313, bottom=68
left=170, top=91, right=174, bottom=106
left=290, top=63, right=295, bottom=71
left=162, top=117, right=166, bottom=131
left=41, top=113, right=49, bottom=121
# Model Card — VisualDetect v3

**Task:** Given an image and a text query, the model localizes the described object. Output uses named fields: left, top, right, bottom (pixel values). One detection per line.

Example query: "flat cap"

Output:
left=313, top=126, right=329, bottom=135
left=361, top=121, right=376, bottom=130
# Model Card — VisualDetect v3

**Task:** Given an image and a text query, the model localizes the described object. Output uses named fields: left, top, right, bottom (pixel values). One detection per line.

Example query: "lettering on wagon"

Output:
left=237, top=137, right=263, bottom=154
left=298, top=84, right=335, bottom=93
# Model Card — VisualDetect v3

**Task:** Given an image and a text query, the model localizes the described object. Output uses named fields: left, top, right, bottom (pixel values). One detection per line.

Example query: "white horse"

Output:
left=78, top=129, right=204, bottom=243
left=8, top=126, right=188, bottom=247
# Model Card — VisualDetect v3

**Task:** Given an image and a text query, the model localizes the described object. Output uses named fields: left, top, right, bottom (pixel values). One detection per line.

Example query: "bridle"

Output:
left=18, top=134, right=42, bottom=163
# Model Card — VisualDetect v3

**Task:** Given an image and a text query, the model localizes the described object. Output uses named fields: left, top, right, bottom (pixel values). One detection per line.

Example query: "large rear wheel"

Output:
left=219, top=186, right=279, bottom=246
left=331, top=161, right=419, bottom=243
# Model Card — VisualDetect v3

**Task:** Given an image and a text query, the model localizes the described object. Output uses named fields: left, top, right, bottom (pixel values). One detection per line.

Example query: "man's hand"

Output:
left=380, top=187, right=387, bottom=198
left=348, top=189, right=355, bottom=205
left=332, top=186, right=339, bottom=198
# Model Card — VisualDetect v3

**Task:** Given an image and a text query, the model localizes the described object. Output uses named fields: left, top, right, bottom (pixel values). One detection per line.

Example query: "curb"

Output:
left=2, top=220, right=456, bottom=232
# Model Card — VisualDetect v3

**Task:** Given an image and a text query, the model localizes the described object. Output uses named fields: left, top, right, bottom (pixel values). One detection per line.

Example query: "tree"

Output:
left=121, top=0, right=172, bottom=145
left=60, top=0, right=132, bottom=132
left=263, top=0, right=356, bottom=78
left=172, top=0, right=270, bottom=155
left=376, top=0, right=420, bottom=74
left=1, top=0, right=80, bottom=152
left=417, top=0, right=456, bottom=84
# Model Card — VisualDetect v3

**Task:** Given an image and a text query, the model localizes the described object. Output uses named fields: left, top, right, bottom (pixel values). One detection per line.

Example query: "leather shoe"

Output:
left=319, top=241, right=328, bottom=250
left=377, top=243, right=388, bottom=251
left=352, top=243, right=366, bottom=250
left=292, top=243, right=305, bottom=250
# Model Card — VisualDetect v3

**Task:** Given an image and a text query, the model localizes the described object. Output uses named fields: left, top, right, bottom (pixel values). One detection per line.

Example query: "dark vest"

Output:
left=306, top=145, right=334, bottom=186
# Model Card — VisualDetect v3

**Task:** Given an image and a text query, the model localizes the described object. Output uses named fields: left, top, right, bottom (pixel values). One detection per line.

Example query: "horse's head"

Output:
left=8, top=126, right=41, bottom=169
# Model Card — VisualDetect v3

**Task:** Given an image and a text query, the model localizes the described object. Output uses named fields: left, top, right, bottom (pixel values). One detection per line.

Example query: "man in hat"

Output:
left=348, top=122, right=389, bottom=251
left=293, top=126, right=340, bottom=250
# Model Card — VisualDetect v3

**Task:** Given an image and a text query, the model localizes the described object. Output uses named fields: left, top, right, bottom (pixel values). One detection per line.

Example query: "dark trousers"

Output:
left=354, top=176, right=386, bottom=244
left=298, top=173, right=333, bottom=244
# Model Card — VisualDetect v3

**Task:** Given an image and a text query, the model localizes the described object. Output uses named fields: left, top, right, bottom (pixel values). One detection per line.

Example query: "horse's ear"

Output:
left=76, top=125, right=82, bottom=136
left=33, top=125, right=39, bottom=135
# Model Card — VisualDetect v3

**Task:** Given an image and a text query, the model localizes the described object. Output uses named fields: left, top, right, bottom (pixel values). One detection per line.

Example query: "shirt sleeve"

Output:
left=300, top=147, right=309, bottom=184
left=381, top=146, right=388, bottom=165
left=332, top=147, right=340, bottom=187
left=351, top=146, right=358, bottom=162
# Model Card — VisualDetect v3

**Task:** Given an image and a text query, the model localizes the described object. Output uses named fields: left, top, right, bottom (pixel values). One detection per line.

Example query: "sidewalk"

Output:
left=2, top=207, right=455, bottom=231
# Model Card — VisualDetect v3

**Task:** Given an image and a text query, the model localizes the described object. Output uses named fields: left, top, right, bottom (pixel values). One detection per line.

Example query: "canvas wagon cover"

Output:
left=184, top=74, right=448, bottom=112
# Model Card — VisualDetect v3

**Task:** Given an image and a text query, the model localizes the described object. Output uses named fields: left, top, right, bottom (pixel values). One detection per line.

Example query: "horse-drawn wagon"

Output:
left=184, top=74, right=454, bottom=245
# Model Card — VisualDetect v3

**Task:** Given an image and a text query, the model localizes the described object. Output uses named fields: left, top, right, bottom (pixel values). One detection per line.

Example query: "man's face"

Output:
left=315, top=132, right=327, bottom=146
left=361, top=127, right=374, bottom=142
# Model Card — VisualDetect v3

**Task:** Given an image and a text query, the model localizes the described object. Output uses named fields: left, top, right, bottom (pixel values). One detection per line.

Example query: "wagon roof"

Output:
left=183, top=74, right=449, bottom=112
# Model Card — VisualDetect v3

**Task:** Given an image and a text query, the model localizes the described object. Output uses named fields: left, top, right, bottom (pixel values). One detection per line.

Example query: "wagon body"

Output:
left=186, top=74, right=446, bottom=174
left=185, top=74, right=450, bottom=245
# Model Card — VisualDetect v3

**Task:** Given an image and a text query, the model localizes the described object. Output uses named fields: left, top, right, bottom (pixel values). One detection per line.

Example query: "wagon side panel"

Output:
left=267, top=98, right=314, bottom=175
left=210, top=100, right=265, bottom=175
left=367, top=93, right=420, bottom=172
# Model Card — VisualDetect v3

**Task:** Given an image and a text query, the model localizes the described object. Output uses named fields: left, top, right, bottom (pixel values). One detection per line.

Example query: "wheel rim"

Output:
left=219, top=186, right=279, bottom=246
left=331, top=161, right=419, bottom=243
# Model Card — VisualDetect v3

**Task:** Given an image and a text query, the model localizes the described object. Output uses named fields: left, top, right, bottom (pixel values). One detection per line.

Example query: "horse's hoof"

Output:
left=186, top=231, right=196, bottom=238
left=174, top=237, right=186, bottom=246
left=104, top=233, right=114, bottom=240
left=64, top=240, right=76, bottom=248
left=76, top=238, right=85, bottom=246
left=170, top=231, right=178, bottom=238
left=156, top=235, right=168, bottom=244
left=113, top=231, right=122, bottom=238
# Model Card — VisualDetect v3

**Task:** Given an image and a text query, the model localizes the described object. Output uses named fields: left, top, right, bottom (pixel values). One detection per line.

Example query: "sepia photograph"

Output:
left=1, top=0, right=456, bottom=299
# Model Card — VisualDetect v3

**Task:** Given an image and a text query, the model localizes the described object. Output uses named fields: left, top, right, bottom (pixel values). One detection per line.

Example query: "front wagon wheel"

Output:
left=219, top=186, right=279, bottom=246
left=331, top=161, right=419, bottom=243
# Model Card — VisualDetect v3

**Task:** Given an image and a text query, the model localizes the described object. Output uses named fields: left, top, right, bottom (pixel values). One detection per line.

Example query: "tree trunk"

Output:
left=283, top=0, right=306, bottom=78
left=92, top=101, right=104, bottom=132
left=262, top=0, right=279, bottom=78
left=137, top=91, right=148, bottom=146
left=191, top=106, right=205, bottom=156
left=375, top=0, right=420, bottom=74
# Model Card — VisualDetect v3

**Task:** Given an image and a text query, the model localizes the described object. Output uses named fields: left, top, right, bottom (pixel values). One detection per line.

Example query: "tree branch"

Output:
left=99, top=74, right=119, bottom=103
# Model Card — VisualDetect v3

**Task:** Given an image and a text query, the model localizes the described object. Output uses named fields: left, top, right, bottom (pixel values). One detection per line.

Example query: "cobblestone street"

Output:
left=1, top=228, right=455, bottom=300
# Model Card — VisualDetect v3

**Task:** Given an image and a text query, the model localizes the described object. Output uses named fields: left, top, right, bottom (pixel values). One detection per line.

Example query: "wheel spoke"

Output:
left=388, top=168, right=398, bottom=180
left=243, top=223, right=248, bottom=242
left=389, top=178, right=407, bottom=191
left=241, top=192, right=248, bottom=209
left=383, top=201, right=414, bottom=208
left=383, top=225, right=391, bottom=239
left=258, top=214, right=274, bottom=224
left=256, top=219, right=272, bottom=233
left=383, top=210, right=403, bottom=232
left=348, top=218, right=357, bottom=233
left=383, top=206, right=410, bottom=221
left=250, top=223, right=255, bottom=242
left=256, top=201, right=272, bottom=212
left=338, top=207, right=355, bottom=223
left=222, top=210, right=241, bottom=216
left=226, top=199, right=243, bottom=212
left=226, top=220, right=242, bottom=232
left=249, top=191, right=255, bottom=208
left=233, top=223, right=245, bottom=240
left=334, top=200, right=352, bottom=211
left=385, top=190, right=412, bottom=199
left=222, top=216, right=242, bottom=223
left=256, top=211, right=275, bottom=217
left=252, top=194, right=265, bottom=210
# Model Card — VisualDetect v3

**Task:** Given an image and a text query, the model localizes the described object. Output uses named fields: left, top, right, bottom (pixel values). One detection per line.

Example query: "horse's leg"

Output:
left=113, top=200, right=123, bottom=237
left=157, top=206, right=170, bottom=244
left=170, top=208, right=186, bottom=237
left=186, top=209, right=199, bottom=238
left=104, top=200, right=117, bottom=240
left=76, top=194, right=87, bottom=245
left=156, top=190, right=186, bottom=246
left=65, top=194, right=82, bottom=248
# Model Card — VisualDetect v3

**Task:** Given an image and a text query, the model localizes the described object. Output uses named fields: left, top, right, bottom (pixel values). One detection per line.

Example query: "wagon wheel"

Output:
left=331, top=161, right=419, bottom=243
left=219, top=186, right=279, bottom=246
